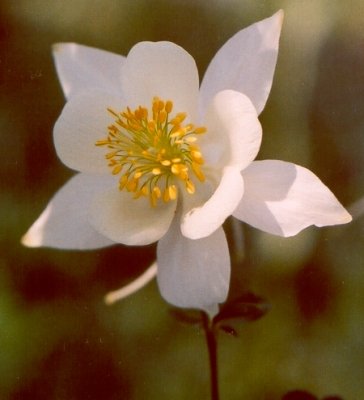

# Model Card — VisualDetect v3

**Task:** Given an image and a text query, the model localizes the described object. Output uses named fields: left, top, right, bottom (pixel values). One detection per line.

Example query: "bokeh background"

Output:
left=1, top=1, right=364, bottom=399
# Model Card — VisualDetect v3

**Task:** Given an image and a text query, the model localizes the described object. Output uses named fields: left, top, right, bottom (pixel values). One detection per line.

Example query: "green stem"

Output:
left=202, top=313, right=219, bottom=400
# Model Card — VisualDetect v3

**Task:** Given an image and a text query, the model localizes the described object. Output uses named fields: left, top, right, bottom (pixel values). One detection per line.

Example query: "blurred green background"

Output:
left=1, top=1, right=364, bottom=399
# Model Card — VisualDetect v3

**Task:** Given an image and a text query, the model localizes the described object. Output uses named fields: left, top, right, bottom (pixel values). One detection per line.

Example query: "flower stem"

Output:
left=202, top=312, right=219, bottom=400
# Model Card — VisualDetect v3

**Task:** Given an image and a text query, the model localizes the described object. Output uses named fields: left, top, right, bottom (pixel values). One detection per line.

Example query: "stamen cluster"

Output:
left=96, top=97, right=206, bottom=206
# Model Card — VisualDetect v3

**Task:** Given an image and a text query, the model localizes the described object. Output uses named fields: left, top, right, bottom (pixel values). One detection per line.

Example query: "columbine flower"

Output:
left=22, top=10, right=351, bottom=315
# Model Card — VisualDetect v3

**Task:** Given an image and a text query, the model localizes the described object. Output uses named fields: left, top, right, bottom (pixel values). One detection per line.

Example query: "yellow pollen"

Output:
left=96, top=97, right=207, bottom=206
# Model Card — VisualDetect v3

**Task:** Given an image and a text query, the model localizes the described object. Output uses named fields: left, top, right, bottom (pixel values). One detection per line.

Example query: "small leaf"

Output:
left=213, top=292, right=270, bottom=326
left=219, top=325, right=238, bottom=337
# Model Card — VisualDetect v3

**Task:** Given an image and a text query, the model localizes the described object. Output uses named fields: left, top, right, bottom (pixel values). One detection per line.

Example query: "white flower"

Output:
left=22, top=11, right=351, bottom=315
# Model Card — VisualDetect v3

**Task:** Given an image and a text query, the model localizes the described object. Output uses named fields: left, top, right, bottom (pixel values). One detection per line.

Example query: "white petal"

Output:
left=200, top=10, right=284, bottom=115
left=233, top=160, right=352, bottom=237
left=53, top=43, right=126, bottom=99
left=21, top=173, right=115, bottom=250
left=89, top=188, right=176, bottom=246
left=202, top=90, right=262, bottom=170
left=157, top=219, right=230, bottom=314
left=121, top=41, right=199, bottom=121
left=181, top=166, right=244, bottom=239
left=54, top=90, right=125, bottom=174
left=104, top=262, right=157, bottom=305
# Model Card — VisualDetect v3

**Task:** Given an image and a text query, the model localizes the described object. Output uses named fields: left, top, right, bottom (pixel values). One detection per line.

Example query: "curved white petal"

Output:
left=105, top=262, right=157, bottom=305
left=53, top=43, right=126, bottom=99
left=21, top=173, right=115, bottom=250
left=89, top=188, right=176, bottom=246
left=200, top=10, right=284, bottom=115
left=157, top=219, right=230, bottom=314
left=181, top=166, right=244, bottom=239
left=202, top=90, right=262, bottom=170
left=54, top=90, right=125, bottom=174
left=121, top=41, right=199, bottom=122
left=233, top=160, right=352, bottom=237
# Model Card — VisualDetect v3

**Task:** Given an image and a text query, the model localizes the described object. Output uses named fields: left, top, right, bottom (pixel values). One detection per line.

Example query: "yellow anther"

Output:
left=161, top=160, right=171, bottom=166
left=148, top=120, right=156, bottom=131
left=152, top=97, right=160, bottom=114
left=171, top=164, right=179, bottom=175
left=168, top=184, right=178, bottom=200
left=153, top=186, right=161, bottom=197
left=126, top=178, right=138, bottom=192
left=186, top=180, right=195, bottom=194
left=152, top=168, right=161, bottom=175
left=171, top=163, right=188, bottom=180
left=176, top=112, right=186, bottom=123
left=135, top=108, right=143, bottom=120
left=192, top=150, right=202, bottom=159
left=158, top=110, right=167, bottom=123
left=170, top=129, right=184, bottom=138
left=165, top=100, right=173, bottom=113
left=95, top=139, right=109, bottom=146
left=194, top=127, right=207, bottom=134
left=171, top=158, right=181, bottom=163
left=191, top=149, right=204, bottom=164
left=158, top=100, right=164, bottom=111
left=192, top=162, right=205, bottom=182
left=134, top=171, right=143, bottom=179
left=119, top=175, right=128, bottom=189
left=134, top=185, right=149, bottom=199
left=105, top=151, right=117, bottom=159
left=112, top=164, right=122, bottom=175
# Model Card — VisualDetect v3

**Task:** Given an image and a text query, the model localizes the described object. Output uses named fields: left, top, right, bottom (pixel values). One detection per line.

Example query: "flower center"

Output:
left=96, top=97, right=206, bottom=206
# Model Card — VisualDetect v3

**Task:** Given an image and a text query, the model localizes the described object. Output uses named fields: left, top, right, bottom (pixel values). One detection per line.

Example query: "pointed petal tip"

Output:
left=331, top=209, right=353, bottom=225
left=316, top=205, right=353, bottom=229
left=344, top=211, right=353, bottom=224
left=52, top=42, right=71, bottom=54
left=276, top=9, right=285, bottom=24
left=52, top=43, right=62, bottom=53
left=268, top=9, right=284, bottom=33
left=234, top=160, right=353, bottom=238
left=21, top=230, right=41, bottom=248
left=20, top=207, right=51, bottom=248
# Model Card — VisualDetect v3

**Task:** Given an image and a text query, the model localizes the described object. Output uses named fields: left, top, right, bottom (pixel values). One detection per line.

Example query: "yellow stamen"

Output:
left=96, top=97, right=207, bottom=206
